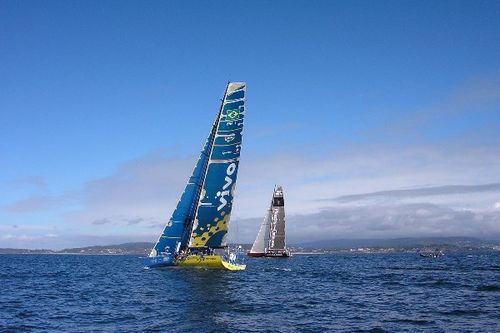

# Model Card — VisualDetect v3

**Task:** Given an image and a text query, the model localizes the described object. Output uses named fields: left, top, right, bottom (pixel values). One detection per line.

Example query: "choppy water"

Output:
left=1, top=252, right=499, bottom=332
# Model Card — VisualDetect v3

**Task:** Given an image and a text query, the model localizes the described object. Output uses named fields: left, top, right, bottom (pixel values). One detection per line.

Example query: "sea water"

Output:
left=1, top=252, right=499, bottom=332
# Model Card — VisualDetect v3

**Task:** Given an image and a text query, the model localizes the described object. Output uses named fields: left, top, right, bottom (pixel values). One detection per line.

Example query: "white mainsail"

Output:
left=249, top=205, right=272, bottom=254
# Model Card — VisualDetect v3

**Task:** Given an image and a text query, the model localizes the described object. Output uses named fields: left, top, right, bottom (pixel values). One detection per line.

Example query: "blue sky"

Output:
left=1, top=1, right=500, bottom=248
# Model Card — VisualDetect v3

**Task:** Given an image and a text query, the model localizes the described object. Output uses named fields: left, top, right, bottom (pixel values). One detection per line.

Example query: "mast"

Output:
left=179, top=106, right=223, bottom=250
left=183, top=83, right=230, bottom=248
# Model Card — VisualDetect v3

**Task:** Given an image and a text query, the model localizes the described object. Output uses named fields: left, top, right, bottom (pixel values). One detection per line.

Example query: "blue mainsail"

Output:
left=189, top=82, right=246, bottom=248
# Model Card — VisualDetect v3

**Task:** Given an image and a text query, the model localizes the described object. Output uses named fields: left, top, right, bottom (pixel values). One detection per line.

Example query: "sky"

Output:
left=1, top=1, right=500, bottom=249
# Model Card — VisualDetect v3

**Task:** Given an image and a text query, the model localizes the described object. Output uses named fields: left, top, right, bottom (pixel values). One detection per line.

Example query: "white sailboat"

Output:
left=248, top=185, right=291, bottom=257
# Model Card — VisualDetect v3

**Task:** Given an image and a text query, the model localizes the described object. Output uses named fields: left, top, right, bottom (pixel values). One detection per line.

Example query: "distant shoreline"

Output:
left=2, top=249, right=499, bottom=256
left=0, top=252, right=133, bottom=256
left=1, top=238, right=499, bottom=255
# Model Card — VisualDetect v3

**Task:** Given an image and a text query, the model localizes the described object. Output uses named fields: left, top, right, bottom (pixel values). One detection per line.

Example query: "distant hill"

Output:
left=1, top=237, right=499, bottom=255
left=0, top=248, right=55, bottom=254
left=0, top=242, right=154, bottom=255
left=57, top=242, right=154, bottom=255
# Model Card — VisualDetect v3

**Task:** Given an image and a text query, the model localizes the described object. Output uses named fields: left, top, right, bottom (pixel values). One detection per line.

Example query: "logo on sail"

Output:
left=224, top=133, right=235, bottom=143
left=216, top=163, right=236, bottom=211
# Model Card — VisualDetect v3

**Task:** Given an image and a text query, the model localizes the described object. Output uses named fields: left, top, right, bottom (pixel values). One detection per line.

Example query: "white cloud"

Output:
left=3, top=143, right=500, bottom=248
left=3, top=195, right=55, bottom=213
left=228, top=203, right=500, bottom=244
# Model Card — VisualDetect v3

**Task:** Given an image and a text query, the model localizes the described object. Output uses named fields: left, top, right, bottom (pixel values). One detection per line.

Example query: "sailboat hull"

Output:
left=144, top=255, right=174, bottom=268
left=265, top=251, right=291, bottom=258
left=247, top=251, right=291, bottom=258
left=175, top=255, right=246, bottom=271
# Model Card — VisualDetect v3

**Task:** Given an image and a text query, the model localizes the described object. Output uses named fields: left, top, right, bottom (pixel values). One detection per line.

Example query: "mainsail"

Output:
left=189, top=82, right=246, bottom=248
left=268, top=186, right=286, bottom=251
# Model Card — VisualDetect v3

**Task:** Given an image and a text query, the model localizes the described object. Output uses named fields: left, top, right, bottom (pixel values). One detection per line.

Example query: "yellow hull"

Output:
left=174, top=254, right=246, bottom=271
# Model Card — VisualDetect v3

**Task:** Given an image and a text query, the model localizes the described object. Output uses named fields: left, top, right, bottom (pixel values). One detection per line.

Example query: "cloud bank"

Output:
left=3, top=144, right=499, bottom=249
left=334, top=183, right=500, bottom=203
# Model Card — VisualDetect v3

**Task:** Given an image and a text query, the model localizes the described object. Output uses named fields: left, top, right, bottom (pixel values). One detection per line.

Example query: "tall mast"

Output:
left=184, top=83, right=230, bottom=247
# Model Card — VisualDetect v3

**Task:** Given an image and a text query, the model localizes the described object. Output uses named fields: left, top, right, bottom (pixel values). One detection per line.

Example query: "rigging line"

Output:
left=187, top=83, right=231, bottom=248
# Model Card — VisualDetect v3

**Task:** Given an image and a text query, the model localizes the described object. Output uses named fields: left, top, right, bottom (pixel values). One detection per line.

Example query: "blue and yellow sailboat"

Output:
left=145, top=82, right=246, bottom=271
